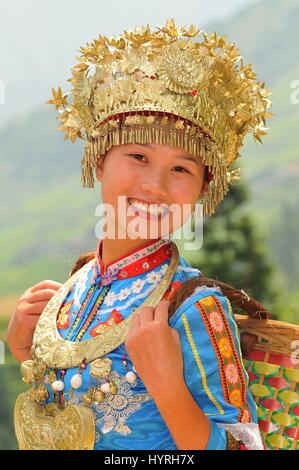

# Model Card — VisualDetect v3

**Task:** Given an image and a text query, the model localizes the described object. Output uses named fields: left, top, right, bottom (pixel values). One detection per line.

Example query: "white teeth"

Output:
left=128, top=198, right=168, bottom=216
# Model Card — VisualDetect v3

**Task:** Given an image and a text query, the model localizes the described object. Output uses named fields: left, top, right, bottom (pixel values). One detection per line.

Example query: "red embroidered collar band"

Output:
left=91, top=238, right=172, bottom=285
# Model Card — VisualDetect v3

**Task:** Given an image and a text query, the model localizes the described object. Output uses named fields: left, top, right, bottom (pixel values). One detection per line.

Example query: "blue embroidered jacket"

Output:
left=44, top=237, right=263, bottom=450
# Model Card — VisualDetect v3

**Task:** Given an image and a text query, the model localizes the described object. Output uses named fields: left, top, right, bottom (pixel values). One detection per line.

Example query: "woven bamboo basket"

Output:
left=235, top=315, right=299, bottom=450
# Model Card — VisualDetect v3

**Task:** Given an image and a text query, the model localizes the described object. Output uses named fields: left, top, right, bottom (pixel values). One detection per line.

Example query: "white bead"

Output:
left=100, top=382, right=110, bottom=393
left=52, top=380, right=64, bottom=392
left=70, top=373, right=82, bottom=389
left=43, top=375, right=50, bottom=384
left=126, top=371, right=137, bottom=384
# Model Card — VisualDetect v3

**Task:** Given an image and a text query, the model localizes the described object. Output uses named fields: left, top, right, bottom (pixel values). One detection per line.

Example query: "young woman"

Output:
left=7, top=20, right=272, bottom=450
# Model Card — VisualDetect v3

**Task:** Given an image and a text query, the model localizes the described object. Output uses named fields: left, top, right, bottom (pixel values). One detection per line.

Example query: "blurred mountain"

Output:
left=0, top=0, right=298, bottom=303
left=208, top=0, right=299, bottom=296
left=0, top=107, right=100, bottom=296
left=208, top=0, right=299, bottom=199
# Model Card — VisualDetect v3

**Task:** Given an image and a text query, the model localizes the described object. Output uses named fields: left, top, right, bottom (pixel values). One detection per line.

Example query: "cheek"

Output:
left=101, top=160, right=134, bottom=202
left=170, top=177, right=200, bottom=205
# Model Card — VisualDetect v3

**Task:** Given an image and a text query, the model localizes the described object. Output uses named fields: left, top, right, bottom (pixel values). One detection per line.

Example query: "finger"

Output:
left=139, top=306, right=154, bottom=326
left=21, top=301, right=52, bottom=316
left=127, top=311, right=140, bottom=337
left=27, top=289, right=59, bottom=303
left=29, top=280, right=62, bottom=293
left=154, top=299, right=171, bottom=323
left=20, top=315, right=42, bottom=331
left=171, top=328, right=181, bottom=346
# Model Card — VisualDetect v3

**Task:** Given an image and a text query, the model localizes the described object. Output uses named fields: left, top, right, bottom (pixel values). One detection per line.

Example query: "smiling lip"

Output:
left=127, top=197, right=169, bottom=218
left=127, top=197, right=166, bottom=206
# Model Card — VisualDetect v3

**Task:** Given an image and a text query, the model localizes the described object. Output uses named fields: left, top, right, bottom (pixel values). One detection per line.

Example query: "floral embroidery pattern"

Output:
left=103, top=291, right=118, bottom=307
left=100, top=266, right=120, bottom=286
left=230, top=389, right=242, bottom=407
left=94, top=372, right=151, bottom=436
left=90, top=309, right=124, bottom=337
left=209, top=310, right=224, bottom=333
left=118, top=288, right=131, bottom=300
left=218, top=337, right=233, bottom=359
left=219, top=422, right=264, bottom=450
left=146, top=271, right=162, bottom=283
left=131, top=279, right=145, bottom=294
left=225, top=363, right=239, bottom=385
left=195, top=295, right=251, bottom=423
left=56, top=300, right=73, bottom=329
left=72, top=263, right=92, bottom=308
left=98, top=283, right=166, bottom=316
left=102, top=263, right=168, bottom=308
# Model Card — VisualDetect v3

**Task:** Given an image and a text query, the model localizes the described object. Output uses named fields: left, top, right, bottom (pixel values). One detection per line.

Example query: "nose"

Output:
left=139, top=172, right=168, bottom=199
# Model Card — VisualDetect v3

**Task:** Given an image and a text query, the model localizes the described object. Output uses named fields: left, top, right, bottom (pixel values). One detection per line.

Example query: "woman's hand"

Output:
left=126, top=299, right=212, bottom=450
left=125, top=299, right=185, bottom=396
left=5, top=280, right=62, bottom=362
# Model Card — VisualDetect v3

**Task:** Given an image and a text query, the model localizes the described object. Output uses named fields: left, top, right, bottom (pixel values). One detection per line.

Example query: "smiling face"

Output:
left=95, top=141, right=208, bottom=241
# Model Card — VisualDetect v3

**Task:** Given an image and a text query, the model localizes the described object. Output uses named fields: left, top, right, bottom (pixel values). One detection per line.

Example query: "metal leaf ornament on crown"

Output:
left=46, top=18, right=272, bottom=215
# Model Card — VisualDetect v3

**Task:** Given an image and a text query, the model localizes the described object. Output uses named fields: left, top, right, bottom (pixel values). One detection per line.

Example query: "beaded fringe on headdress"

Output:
left=81, top=112, right=229, bottom=216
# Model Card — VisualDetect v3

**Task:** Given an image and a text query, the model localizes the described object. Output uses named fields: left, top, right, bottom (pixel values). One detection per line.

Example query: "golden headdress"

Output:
left=47, top=19, right=272, bottom=215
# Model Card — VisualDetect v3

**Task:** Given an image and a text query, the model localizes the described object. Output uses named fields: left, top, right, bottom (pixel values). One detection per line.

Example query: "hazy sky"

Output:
left=0, top=0, right=260, bottom=121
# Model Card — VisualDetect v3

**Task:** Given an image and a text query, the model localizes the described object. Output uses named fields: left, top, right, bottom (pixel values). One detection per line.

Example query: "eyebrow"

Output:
left=138, top=143, right=199, bottom=165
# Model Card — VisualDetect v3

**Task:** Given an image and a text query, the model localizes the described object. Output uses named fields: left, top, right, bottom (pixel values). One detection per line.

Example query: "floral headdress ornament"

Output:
left=47, top=18, right=272, bottom=215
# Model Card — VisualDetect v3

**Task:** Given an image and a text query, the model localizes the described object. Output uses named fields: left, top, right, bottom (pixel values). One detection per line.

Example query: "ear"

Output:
left=201, top=179, right=209, bottom=194
left=198, top=178, right=209, bottom=199
left=95, top=156, right=105, bottom=182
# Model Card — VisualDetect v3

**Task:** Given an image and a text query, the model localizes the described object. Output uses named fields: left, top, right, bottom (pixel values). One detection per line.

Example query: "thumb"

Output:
left=170, top=328, right=181, bottom=347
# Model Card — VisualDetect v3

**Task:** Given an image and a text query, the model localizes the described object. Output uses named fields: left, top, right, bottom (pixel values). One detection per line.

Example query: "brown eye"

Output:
left=130, top=154, right=145, bottom=161
left=173, top=166, right=190, bottom=173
